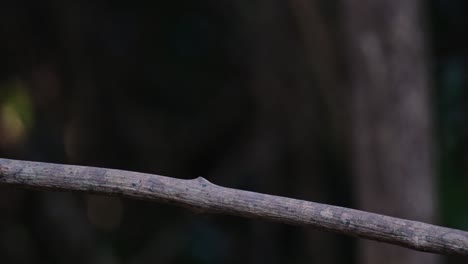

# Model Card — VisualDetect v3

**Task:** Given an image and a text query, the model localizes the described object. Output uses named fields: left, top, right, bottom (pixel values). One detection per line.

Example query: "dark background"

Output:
left=0, top=0, right=467, bottom=263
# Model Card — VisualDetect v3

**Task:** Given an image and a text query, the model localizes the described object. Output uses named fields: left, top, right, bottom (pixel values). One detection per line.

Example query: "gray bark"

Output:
left=1, top=158, right=467, bottom=257
left=343, top=0, right=440, bottom=263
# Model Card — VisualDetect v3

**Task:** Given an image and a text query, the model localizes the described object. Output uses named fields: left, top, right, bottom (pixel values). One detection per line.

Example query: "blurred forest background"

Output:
left=0, top=0, right=467, bottom=263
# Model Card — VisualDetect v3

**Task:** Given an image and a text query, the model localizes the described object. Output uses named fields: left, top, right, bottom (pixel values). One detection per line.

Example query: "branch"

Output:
left=0, top=158, right=467, bottom=256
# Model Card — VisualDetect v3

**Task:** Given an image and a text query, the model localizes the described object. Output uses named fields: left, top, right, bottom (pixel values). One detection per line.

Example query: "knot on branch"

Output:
left=196, top=176, right=211, bottom=188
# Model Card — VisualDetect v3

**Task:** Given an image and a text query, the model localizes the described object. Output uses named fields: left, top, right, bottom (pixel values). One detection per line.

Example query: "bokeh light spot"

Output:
left=0, top=81, right=34, bottom=147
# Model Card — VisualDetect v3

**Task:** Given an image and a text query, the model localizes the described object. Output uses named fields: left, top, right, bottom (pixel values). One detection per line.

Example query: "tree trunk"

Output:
left=343, top=0, right=440, bottom=263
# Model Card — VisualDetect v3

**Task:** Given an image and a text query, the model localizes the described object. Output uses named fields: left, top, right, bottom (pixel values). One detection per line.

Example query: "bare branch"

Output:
left=0, top=158, right=467, bottom=256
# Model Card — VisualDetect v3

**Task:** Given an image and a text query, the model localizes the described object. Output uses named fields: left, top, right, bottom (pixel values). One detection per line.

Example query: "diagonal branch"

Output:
left=0, top=158, right=467, bottom=256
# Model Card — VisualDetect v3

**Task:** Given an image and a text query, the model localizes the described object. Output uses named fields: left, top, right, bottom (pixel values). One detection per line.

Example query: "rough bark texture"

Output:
left=1, top=158, right=467, bottom=257
left=342, top=1, right=438, bottom=263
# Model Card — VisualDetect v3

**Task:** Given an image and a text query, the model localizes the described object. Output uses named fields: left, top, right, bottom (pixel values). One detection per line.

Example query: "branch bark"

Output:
left=0, top=158, right=467, bottom=257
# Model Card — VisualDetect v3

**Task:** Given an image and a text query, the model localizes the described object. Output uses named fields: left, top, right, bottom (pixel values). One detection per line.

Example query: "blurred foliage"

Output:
left=431, top=0, right=468, bottom=231
left=0, top=0, right=467, bottom=263
left=0, top=80, right=33, bottom=147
